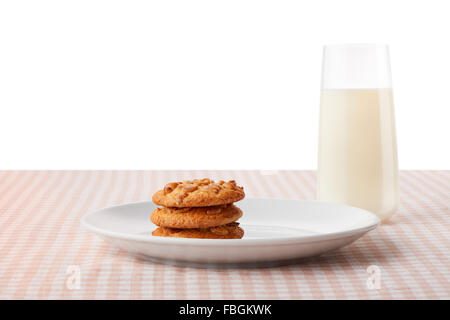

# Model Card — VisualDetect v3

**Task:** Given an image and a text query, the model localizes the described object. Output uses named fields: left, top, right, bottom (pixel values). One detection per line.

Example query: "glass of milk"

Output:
left=317, top=44, right=398, bottom=221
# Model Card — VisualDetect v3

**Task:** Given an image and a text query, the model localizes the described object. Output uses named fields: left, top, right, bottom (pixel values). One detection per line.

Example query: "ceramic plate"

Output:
left=81, top=199, right=380, bottom=267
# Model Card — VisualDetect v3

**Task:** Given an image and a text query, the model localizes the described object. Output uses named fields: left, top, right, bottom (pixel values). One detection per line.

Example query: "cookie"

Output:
left=151, top=204, right=242, bottom=229
left=152, top=222, right=244, bottom=239
left=152, top=178, right=245, bottom=207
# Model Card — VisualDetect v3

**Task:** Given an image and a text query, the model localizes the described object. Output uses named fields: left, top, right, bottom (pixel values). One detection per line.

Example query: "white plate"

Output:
left=81, top=199, right=380, bottom=267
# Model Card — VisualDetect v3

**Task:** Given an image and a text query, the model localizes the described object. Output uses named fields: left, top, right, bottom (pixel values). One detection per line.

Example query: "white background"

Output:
left=0, top=0, right=449, bottom=169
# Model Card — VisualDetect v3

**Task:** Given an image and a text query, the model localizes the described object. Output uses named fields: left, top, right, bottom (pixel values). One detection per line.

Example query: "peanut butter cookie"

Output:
left=152, top=222, right=244, bottom=239
left=151, top=204, right=242, bottom=229
left=152, top=179, right=245, bottom=207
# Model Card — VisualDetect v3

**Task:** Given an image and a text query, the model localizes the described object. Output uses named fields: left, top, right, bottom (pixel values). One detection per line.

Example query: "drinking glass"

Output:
left=317, top=44, right=398, bottom=221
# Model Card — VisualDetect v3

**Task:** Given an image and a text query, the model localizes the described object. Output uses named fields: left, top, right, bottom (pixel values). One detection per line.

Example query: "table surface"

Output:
left=0, top=170, right=448, bottom=300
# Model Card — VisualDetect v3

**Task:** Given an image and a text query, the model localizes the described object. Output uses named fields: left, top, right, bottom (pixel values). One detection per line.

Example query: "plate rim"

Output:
left=81, top=198, right=380, bottom=246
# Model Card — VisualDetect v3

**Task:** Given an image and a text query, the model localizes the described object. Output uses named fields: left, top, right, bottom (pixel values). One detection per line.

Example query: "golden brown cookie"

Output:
left=152, top=179, right=245, bottom=207
left=152, top=222, right=244, bottom=239
left=150, top=204, right=242, bottom=229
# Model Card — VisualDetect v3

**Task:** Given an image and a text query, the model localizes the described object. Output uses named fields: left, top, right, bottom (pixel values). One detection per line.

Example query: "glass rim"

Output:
left=323, top=43, right=389, bottom=49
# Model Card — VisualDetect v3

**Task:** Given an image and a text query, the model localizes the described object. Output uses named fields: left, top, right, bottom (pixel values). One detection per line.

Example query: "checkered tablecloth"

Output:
left=0, top=171, right=448, bottom=299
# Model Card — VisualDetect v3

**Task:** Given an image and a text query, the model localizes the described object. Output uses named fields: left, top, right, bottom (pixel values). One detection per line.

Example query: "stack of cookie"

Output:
left=151, top=179, right=245, bottom=239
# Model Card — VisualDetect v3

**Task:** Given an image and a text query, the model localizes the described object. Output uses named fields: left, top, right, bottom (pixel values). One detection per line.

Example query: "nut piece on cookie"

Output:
left=152, top=179, right=245, bottom=207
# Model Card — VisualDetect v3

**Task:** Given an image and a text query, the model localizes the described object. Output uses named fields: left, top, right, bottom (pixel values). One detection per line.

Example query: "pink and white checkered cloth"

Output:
left=0, top=171, right=448, bottom=299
